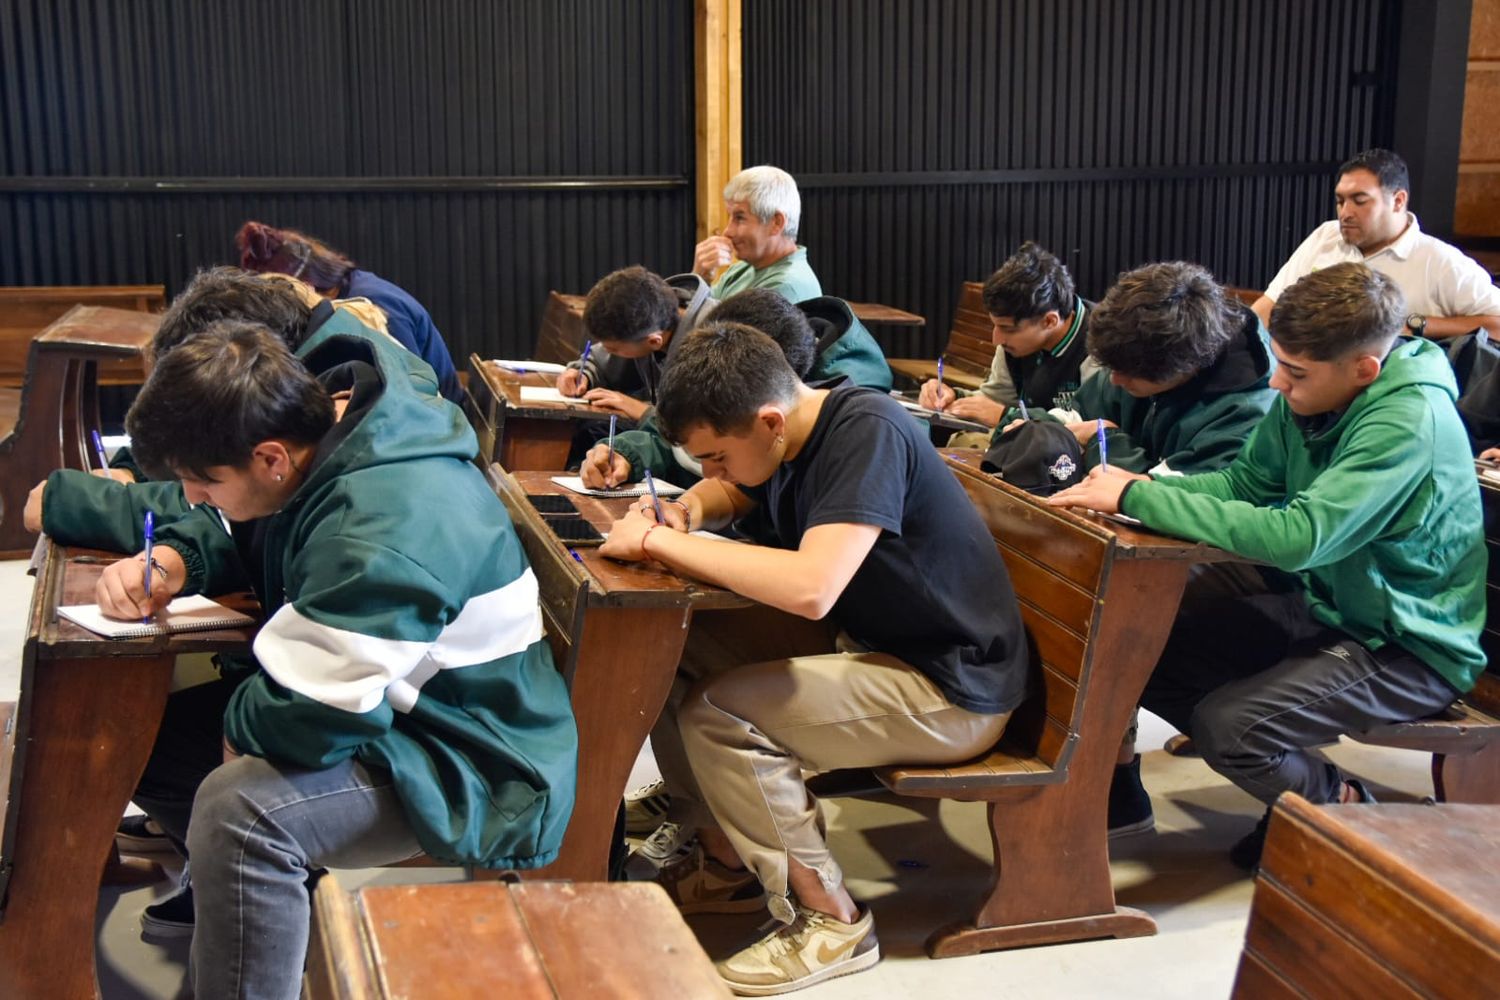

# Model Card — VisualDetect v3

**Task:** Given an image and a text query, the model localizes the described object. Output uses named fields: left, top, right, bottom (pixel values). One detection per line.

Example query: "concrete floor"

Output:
left=0, top=557, right=1438, bottom=998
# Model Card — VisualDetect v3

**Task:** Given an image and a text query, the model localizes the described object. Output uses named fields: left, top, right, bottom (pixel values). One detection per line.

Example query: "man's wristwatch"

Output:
left=1405, top=314, right=1428, bottom=338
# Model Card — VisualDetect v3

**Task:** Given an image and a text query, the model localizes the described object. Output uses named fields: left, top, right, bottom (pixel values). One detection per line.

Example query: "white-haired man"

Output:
left=694, top=164, right=823, bottom=303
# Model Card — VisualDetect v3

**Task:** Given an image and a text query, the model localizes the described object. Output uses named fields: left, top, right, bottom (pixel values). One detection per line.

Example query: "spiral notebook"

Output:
left=58, top=594, right=256, bottom=639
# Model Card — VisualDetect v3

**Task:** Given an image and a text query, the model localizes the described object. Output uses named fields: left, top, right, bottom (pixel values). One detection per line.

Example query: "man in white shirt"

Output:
left=1252, top=149, right=1500, bottom=340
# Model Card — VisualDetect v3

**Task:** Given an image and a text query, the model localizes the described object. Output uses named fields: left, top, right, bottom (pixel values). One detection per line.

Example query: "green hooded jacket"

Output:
left=1008, top=305, right=1277, bottom=475
left=1122, top=337, right=1487, bottom=693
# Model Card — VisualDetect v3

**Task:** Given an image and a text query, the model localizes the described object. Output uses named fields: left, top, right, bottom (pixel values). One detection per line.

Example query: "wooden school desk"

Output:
left=305, top=877, right=730, bottom=999
left=0, top=542, right=257, bottom=1000
left=1234, top=795, right=1500, bottom=998
left=490, top=469, right=754, bottom=883
left=466, top=355, right=616, bottom=470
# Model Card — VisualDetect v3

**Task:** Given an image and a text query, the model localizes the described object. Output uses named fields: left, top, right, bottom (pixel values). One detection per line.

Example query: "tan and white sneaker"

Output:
left=655, top=843, right=767, bottom=915
left=716, top=904, right=880, bottom=996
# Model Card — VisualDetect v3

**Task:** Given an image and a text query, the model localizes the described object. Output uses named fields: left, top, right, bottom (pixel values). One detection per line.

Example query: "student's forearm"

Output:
left=1421, top=315, right=1500, bottom=339
left=642, top=527, right=860, bottom=619
left=678, top=478, right=751, bottom=530
left=1251, top=295, right=1275, bottom=327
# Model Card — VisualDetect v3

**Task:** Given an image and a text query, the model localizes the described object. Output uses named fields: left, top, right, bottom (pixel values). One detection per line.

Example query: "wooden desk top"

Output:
left=847, top=300, right=925, bottom=327
left=506, top=471, right=749, bottom=611
left=471, top=360, right=616, bottom=423
left=28, top=543, right=258, bottom=660
left=942, top=450, right=1240, bottom=563
left=35, top=305, right=160, bottom=356
left=308, top=879, right=730, bottom=999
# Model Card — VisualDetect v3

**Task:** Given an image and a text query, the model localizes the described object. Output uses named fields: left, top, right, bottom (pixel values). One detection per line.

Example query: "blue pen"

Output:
left=90, top=429, right=110, bottom=472
left=142, top=510, right=155, bottom=623
left=1018, top=400, right=1030, bottom=421
left=580, top=339, right=593, bottom=368
left=1096, top=418, right=1109, bottom=472
left=643, top=467, right=666, bottom=524
left=606, top=414, right=618, bottom=485
left=936, top=356, right=945, bottom=389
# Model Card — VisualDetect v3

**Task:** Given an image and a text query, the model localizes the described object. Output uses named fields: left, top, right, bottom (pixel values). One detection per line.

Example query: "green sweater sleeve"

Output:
left=1122, top=407, right=1428, bottom=572
left=40, top=471, right=191, bottom=551
left=612, top=410, right=695, bottom=485
left=152, top=506, right=250, bottom=596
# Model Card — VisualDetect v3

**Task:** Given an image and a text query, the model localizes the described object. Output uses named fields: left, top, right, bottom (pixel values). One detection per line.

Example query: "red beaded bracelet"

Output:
left=641, top=522, right=664, bottom=560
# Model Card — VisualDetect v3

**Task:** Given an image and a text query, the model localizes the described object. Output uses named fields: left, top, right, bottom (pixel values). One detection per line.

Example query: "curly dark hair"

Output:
left=582, top=266, right=679, bottom=344
left=981, top=241, right=1076, bottom=320
left=656, top=323, right=801, bottom=442
left=154, top=267, right=312, bottom=363
left=1270, top=263, right=1405, bottom=360
left=706, top=289, right=816, bottom=378
left=1086, top=261, right=1236, bottom=382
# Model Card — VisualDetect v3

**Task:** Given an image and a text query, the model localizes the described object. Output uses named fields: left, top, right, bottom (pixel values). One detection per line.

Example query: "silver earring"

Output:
left=275, top=474, right=284, bottom=482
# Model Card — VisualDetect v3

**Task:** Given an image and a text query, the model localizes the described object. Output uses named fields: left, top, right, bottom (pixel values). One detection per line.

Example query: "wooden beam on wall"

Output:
left=695, top=0, right=743, bottom=242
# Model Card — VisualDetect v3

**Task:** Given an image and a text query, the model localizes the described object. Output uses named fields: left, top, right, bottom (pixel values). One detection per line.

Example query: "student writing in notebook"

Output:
left=92, top=322, right=576, bottom=999
left=579, top=289, right=889, bottom=490
left=40, top=268, right=492, bottom=946
left=1048, top=263, right=1485, bottom=869
left=596, top=324, right=1027, bottom=995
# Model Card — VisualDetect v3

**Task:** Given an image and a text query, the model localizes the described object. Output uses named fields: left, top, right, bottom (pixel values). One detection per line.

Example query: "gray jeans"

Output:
left=186, top=755, right=424, bottom=1000
left=1140, top=581, right=1458, bottom=805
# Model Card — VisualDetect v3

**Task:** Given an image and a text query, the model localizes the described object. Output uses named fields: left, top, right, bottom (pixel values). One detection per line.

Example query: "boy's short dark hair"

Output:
left=1269, top=262, right=1405, bottom=361
left=1087, top=261, right=1236, bottom=382
left=656, top=323, right=800, bottom=443
left=1338, top=148, right=1410, bottom=196
left=583, top=266, right=679, bottom=344
left=981, top=241, right=1075, bottom=320
left=155, top=267, right=312, bottom=363
left=128, top=321, right=335, bottom=482
left=705, top=289, right=816, bottom=378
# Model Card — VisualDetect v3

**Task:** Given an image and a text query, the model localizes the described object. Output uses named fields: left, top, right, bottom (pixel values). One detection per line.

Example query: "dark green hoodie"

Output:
left=1123, top=337, right=1487, bottom=693
left=1065, top=303, right=1278, bottom=475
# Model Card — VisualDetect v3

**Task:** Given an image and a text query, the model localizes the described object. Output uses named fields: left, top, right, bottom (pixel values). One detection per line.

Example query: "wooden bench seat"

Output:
left=869, top=454, right=1234, bottom=957
left=885, top=281, right=992, bottom=392
left=1350, top=468, right=1500, bottom=803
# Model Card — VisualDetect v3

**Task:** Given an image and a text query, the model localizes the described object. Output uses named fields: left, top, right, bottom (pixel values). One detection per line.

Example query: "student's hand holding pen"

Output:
left=95, top=546, right=186, bottom=621
left=582, top=388, right=650, bottom=421
left=693, top=234, right=735, bottom=280
left=1065, top=418, right=1117, bottom=446
left=580, top=442, right=633, bottom=489
left=917, top=378, right=956, bottom=411
left=556, top=367, right=590, bottom=397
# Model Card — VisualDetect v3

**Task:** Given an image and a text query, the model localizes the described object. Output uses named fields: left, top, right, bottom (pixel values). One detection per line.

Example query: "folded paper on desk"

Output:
left=59, top=594, right=255, bottom=639
left=492, top=360, right=569, bottom=375
left=551, top=476, right=687, bottom=499
left=520, top=386, right=593, bottom=405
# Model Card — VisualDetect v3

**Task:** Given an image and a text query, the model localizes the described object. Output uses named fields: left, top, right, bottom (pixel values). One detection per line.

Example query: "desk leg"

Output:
left=0, top=654, right=174, bottom=1000
left=500, top=418, right=577, bottom=472
left=532, top=606, right=691, bottom=883
left=930, top=559, right=1190, bottom=957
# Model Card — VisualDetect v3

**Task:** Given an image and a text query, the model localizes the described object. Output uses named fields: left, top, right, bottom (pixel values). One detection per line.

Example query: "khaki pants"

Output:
left=653, top=608, right=1010, bottom=921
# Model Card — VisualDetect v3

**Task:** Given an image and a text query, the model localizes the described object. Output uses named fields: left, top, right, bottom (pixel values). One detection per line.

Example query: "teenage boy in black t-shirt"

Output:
left=600, top=322, right=1028, bottom=996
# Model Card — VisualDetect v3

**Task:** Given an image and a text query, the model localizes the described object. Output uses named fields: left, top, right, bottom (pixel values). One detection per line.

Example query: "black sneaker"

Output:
left=141, top=884, right=195, bottom=940
left=1229, top=809, right=1273, bottom=871
left=1107, top=755, right=1155, bottom=838
left=117, top=814, right=175, bottom=855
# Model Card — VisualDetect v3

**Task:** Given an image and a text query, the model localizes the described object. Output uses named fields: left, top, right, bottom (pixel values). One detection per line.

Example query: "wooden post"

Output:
left=694, top=0, right=742, bottom=243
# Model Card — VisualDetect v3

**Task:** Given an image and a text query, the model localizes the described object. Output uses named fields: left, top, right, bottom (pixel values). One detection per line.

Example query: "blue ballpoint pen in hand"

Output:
left=643, top=468, right=666, bottom=525
left=142, top=510, right=155, bottom=623
left=1018, top=400, right=1030, bottom=421
left=606, top=414, right=618, bottom=486
left=936, top=356, right=945, bottom=392
left=1096, top=418, right=1109, bottom=472
left=91, top=429, right=110, bottom=472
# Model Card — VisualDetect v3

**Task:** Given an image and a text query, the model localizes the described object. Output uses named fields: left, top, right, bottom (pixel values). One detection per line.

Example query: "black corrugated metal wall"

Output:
left=743, top=0, right=1401, bottom=356
left=0, top=0, right=695, bottom=361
